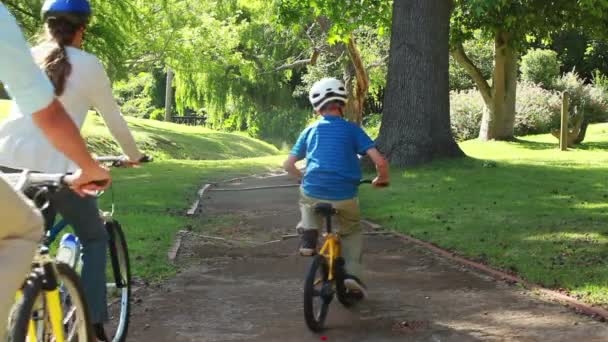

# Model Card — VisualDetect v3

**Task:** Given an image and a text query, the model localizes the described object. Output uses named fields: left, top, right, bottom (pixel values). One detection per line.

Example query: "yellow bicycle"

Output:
left=5, top=172, right=94, bottom=342
left=303, top=180, right=373, bottom=332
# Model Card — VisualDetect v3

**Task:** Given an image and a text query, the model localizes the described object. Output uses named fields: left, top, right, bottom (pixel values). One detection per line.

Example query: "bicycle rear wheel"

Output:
left=104, top=221, right=131, bottom=342
left=303, top=255, right=332, bottom=332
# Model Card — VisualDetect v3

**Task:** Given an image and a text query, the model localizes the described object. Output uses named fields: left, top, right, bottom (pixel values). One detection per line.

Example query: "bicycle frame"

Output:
left=317, top=210, right=340, bottom=281
left=318, top=234, right=340, bottom=281
left=15, top=252, right=67, bottom=342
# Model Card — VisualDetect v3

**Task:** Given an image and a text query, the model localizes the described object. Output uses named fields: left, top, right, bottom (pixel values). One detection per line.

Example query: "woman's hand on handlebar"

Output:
left=114, top=154, right=153, bottom=168
left=69, top=165, right=112, bottom=196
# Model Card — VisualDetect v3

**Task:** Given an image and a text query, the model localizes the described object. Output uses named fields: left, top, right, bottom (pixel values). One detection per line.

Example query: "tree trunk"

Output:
left=478, top=32, right=517, bottom=140
left=376, top=0, right=463, bottom=167
left=164, top=67, right=174, bottom=122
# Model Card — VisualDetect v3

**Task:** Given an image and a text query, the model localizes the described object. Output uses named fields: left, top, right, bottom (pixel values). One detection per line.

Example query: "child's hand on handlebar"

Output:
left=372, top=176, right=389, bottom=188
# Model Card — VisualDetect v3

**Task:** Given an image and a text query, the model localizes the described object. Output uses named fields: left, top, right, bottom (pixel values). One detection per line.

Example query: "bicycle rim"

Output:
left=303, top=255, right=332, bottom=332
left=57, top=262, right=94, bottom=342
left=105, top=221, right=131, bottom=342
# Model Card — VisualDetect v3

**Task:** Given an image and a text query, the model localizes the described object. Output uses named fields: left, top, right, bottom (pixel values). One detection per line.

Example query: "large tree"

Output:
left=450, top=0, right=608, bottom=141
left=376, top=0, right=463, bottom=166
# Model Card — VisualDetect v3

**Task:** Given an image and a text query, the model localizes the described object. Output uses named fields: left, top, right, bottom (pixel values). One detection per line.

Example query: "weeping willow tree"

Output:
left=151, top=0, right=308, bottom=129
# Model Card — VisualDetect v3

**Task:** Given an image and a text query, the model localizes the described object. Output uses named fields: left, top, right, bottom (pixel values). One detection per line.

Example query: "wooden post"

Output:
left=164, top=67, right=174, bottom=122
left=560, top=92, right=569, bottom=151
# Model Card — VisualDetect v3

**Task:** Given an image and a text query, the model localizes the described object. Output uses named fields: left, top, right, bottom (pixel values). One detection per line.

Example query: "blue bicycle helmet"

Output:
left=41, top=0, right=91, bottom=24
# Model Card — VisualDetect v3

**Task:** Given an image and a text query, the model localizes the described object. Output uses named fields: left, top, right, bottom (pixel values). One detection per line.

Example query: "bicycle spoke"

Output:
left=63, top=306, right=76, bottom=325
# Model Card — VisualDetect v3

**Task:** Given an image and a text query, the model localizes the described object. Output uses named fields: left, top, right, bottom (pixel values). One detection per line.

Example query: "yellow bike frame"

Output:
left=318, top=232, right=341, bottom=281
left=14, top=253, right=66, bottom=342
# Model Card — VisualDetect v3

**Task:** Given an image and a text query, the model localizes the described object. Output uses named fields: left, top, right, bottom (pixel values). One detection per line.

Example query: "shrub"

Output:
left=514, top=82, right=561, bottom=135
left=554, top=71, right=608, bottom=123
left=450, top=89, right=485, bottom=140
left=449, top=78, right=608, bottom=141
left=150, top=108, right=165, bottom=121
left=363, top=113, right=382, bottom=139
left=521, top=49, right=561, bottom=88
left=592, top=70, right=608, bottom=95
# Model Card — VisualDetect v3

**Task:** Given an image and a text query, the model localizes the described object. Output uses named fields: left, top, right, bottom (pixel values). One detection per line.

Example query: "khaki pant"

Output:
left=297, top=191, right=363, bottom=278
left=0, top=178, right=43, bottom=340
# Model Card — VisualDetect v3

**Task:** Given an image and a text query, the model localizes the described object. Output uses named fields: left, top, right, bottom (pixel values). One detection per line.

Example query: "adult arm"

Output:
left=0, top=5, right=109, bottom=192
left=87, top=58, right=143, bottom=162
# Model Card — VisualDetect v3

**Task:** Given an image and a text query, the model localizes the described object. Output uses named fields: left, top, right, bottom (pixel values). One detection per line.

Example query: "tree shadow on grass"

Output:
left=361, top=156, right=608, bottom=306
left=512, top=137, right=608, bottom=151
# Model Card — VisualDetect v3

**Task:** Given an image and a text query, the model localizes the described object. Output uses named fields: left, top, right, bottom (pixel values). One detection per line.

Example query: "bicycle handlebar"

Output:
left=96, top=155, right=153, bottom=167
left=1, top=171, right=73, bottom=192
left=359, top=179, right=389, bottom=187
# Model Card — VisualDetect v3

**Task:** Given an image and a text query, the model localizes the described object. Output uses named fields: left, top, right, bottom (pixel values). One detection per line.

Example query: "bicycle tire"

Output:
left=105, top=221, right=131, bottom=342
left=56, top=262, right=96, bottom=342
left=9, top=272, right=44, bottom=342
left=303, top=255, right=331, bottom=332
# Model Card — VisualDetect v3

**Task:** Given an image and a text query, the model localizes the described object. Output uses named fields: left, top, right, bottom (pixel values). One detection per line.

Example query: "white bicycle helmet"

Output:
left=308, top=78, right=348, bottom=111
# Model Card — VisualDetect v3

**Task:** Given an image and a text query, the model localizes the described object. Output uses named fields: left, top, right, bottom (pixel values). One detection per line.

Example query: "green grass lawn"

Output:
left=1, top=99, right=284, bottom=281
left=361, top=123, right=608, bottom=305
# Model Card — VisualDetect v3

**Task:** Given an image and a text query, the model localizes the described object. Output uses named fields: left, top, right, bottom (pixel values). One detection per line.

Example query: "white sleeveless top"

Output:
left=0, top=43, right=141, bottom=173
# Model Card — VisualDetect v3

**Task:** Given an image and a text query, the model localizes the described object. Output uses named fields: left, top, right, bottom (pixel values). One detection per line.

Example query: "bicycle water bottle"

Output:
left=56, top=234, right=81, bottom=268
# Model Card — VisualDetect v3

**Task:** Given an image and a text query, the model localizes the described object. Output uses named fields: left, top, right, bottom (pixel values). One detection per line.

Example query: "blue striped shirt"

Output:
left=291, top=115, right=375, bottom=200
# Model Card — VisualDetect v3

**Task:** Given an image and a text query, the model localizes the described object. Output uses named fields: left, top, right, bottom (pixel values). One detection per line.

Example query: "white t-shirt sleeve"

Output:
left=0, top=4, right=54, bottom=115
left=86, top=57, right=143, bottom=161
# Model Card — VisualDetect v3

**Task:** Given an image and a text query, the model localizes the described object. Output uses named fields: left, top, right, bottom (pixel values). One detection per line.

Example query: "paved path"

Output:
left=128, top=174, right=608, bottom=341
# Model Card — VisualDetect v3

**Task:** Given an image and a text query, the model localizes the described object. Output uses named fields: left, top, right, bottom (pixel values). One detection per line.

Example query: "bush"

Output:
left=450, top=89, right=485, bottom=140
left=363, top=113, right=382, bottom=139
left=521, top=49, right=561, bottom=88
left=553, top=71, right=608, bottom=123
left=514, top=82, right=561, bottom=136
left=150, top=108, right=165, bottom=121
left=449, top=78, right=608, bottom=141
left=592, top=70, right=608, bottom=94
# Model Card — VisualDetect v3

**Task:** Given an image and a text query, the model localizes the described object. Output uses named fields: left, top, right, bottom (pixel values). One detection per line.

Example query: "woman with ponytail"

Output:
left=0, top=0, right=145, bottom=340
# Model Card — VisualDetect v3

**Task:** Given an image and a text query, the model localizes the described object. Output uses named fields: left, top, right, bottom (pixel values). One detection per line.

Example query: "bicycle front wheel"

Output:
left=105, top=221, right=131, bottom=342
left=9, top=272, right=43, bottom=342
left=12, top=263, right=94, bottom=342
left=56, top=262, right=95, bottom=341
left=303, top=255, right=332, bottom=332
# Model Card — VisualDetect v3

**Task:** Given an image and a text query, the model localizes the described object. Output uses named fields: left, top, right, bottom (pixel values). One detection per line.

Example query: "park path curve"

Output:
left=128, top=173, right=608, bottom=342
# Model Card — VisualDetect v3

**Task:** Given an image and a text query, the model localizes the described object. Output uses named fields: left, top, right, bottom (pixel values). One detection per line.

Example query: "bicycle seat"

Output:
left=315, top=203, right=336, bottom=217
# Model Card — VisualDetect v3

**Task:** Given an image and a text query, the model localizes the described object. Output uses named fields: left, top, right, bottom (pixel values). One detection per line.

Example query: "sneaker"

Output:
left=344, top=277, right=368, bottom=299
left=299, top=229, right=318, bottom=256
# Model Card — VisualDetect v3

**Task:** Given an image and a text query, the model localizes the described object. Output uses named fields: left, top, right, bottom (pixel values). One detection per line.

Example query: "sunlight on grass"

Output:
left=362, top=122, right=608, bottom=306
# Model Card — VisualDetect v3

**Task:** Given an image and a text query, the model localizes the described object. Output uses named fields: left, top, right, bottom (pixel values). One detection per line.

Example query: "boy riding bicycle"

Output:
left=284, top=78, right=389, bottom=298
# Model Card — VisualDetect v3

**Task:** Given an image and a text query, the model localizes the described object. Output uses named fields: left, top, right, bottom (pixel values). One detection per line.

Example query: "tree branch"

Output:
left=366, top=55, right=389, bottom=71
left=450, top=42, right=492, bottom=105
left=275, top=49, right=320, bottom=71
